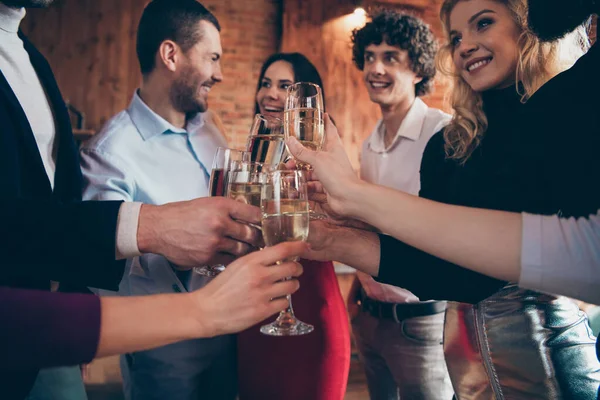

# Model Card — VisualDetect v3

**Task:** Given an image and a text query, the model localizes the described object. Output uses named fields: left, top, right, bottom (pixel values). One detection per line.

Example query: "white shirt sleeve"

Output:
left=115, top=202, right=143, bottom=260
left=519, top=210, right=600, bottom=304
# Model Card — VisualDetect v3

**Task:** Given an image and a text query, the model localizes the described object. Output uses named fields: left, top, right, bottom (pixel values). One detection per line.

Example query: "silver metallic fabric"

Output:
left=444, top=284, right=600, bottom=399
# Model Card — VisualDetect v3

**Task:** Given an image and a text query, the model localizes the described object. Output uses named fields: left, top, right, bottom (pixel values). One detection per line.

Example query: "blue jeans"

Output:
left=121, top=334, right=237, bottom=400
left=352, top=309, right=454, bottom=400
left=26, top=366, right=87, bottom=400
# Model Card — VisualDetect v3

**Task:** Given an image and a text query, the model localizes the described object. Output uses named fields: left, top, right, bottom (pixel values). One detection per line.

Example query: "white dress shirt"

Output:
left=520, top=210, right=600, bottom=305
left=358, top=97, right=451, bottom=303
left=0, top=3, right=141, bottom=259
left=0, top=4, right=57, bottom=187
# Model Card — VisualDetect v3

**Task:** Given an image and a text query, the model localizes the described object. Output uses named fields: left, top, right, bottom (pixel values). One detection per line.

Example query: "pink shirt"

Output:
left=358, top=98, right=451, bottom=303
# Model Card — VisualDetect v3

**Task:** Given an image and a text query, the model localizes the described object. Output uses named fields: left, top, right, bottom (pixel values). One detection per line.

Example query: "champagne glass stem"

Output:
left=273, top=294, right=296, bottom=327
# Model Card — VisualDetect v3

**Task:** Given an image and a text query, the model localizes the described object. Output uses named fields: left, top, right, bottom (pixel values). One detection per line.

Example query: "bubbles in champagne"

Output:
left=261, top=199, right=310, bottom=247
left=283, top=108, right=325, bottom=150
left=227, top=182, right=262, bottom=207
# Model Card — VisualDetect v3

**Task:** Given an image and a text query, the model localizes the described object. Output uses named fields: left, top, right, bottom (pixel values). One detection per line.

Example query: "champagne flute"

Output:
left=245, top=114, right=286, bottom=167
left=194, top=147, right=250, bottom=277
left=260, top=170, right=314, bottom=336
left=283, top=82, right=325, bottom=170
left=283, top=82, right=327, bottom=219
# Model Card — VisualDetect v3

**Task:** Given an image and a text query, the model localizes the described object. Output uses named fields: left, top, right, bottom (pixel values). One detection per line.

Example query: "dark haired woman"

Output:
left=236, top=53, right=350, bottom=400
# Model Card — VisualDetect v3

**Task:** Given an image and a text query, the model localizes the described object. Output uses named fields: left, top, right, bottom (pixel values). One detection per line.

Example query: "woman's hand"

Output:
left=286, top=114, right=364, bottom=219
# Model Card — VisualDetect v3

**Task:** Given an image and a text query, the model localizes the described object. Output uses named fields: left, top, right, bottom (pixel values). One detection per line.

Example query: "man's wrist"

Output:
left=137, top=204, right=160, bottom=255
left=336, top=227, right=381, bottom=276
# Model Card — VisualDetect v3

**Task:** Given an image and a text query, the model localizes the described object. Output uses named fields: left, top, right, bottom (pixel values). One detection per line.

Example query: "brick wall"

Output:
left=281, top=0, right=449, bottom=169
left=23, top=0, right=281, bottom=149
left=204, top=0, right=281, bottom=148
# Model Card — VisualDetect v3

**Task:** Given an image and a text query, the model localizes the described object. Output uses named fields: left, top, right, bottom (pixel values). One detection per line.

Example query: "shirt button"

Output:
left=172, top=284, right=182, bottom=293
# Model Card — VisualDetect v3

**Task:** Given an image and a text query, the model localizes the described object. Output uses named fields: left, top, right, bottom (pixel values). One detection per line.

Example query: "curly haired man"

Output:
left=348, top=10, right=454, bottom=400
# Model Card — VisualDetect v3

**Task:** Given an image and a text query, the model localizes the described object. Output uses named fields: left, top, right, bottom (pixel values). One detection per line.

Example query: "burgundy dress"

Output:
left=237, top=260, right=351, bottom=400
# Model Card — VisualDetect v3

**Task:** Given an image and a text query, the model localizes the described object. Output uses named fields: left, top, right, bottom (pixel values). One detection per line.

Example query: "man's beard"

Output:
left=170, top=67, right=209, bottom=115
left=1, top=0, right=54, bottom=8
left=527, top=0, right=595, bottom=42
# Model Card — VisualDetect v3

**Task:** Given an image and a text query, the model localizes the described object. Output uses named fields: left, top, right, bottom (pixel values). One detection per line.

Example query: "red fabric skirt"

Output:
left=237, top=260, right=351, bottom=400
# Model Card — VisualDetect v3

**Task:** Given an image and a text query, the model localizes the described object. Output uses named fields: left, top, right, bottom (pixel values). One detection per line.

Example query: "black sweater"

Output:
left=376, top=43, right=600, bottom=304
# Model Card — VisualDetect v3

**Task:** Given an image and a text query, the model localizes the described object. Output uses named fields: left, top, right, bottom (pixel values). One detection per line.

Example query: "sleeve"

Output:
left=0, top=287, right=101, bottom=370
left=0, top=199, right=126, bottom=290
left=80, top=148, right=142, bottom=259
left=519, top=211, right=600, bottom=304
left=375, top=131, right=507, bottom=303
left=80, top=148, right=136, bottom=202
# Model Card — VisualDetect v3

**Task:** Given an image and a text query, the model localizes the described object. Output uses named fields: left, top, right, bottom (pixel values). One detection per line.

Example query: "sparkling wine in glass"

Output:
left=194, top=147, right=250, bottom=277
left=284, top=82, right=327, bottom=220
left=245, top=114, right=286, bottom=167
left=283, top=82, right=325, bottom=170
left=260, top=170, right=313, bottom=336
left=227, top=162, right=270, bottom=203
left=227, top=162, right=274, bottom=232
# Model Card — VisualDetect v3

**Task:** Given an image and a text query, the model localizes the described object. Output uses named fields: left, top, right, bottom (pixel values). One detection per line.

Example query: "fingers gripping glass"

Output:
left=260, top=170, right=314, bottom=336
left=227, top=162, right=274, bottom=231
left=245, top=114, right=287, bottom=167
left=193, top=147, right=250, bottom=277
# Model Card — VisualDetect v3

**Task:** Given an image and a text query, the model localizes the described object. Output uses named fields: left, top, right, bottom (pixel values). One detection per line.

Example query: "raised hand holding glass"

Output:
left=260, top=170, right=313, bottom=336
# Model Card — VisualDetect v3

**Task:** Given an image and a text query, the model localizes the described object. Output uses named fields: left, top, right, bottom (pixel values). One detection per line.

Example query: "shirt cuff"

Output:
left=115, top=202, right=143, bottom=259
left=518, top=212, right=544, bottom=290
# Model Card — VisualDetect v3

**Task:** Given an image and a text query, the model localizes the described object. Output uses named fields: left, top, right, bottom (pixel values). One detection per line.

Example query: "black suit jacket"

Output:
left=0, top=32, right=125, bottom=399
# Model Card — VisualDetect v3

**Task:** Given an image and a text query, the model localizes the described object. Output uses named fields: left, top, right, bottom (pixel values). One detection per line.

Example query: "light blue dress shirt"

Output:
left=80, top=92, right=236, bottom=400
left=81, top=91, right=227, bottom=293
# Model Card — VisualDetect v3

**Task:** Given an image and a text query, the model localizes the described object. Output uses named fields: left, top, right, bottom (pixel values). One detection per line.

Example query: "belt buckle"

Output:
left=392, top=303, right=401, bottom=323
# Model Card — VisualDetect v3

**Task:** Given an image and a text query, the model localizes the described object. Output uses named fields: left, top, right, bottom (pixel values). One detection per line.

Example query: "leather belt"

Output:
left=357, top=289, right=447, bottom=323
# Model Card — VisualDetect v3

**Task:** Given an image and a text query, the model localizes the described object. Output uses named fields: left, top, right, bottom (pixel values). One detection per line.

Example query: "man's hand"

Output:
left=137, top=197, right=262, bottom=268
left=191, top=242, right=306, bottom=336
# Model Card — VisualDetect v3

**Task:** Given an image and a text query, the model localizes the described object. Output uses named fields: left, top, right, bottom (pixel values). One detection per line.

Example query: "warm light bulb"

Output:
left=354, top=7, right=366, bottom=17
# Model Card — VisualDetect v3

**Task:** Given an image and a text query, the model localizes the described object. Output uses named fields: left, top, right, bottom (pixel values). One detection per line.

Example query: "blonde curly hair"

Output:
left=438, top=0, right=589, bottom=163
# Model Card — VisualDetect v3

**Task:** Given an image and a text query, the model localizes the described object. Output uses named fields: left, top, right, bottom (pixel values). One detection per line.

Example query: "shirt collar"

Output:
left=0, top=3, right=25, bottom=33
left=127, top=90, right=204, bottom=140
left=368, top=97, right=428, bottom=153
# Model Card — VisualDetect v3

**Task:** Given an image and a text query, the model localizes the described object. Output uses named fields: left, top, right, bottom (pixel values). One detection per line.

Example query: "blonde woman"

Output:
left=289, top=0, right=600, bottom=398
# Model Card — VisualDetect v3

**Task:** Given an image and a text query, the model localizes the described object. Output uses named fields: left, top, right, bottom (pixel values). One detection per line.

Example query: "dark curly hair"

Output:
left=351, top=10, right=438, bottom=96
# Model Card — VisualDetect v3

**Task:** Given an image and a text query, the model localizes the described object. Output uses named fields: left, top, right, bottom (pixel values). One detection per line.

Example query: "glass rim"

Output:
left=215, top=146, right=248, bottom=153
left=287, top=81, right=321, bottom=89
left=253, top=113, right=283, bottom=124
left=230, top=161, right=278, bottom=173
left=248, top=114, right=284, bottom=137
left=285, top=82, right=322, bottom=97
left=267, top=169, right=306, bottom=179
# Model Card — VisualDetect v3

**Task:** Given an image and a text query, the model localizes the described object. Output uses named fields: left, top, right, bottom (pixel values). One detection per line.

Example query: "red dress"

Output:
left=237, top=260, right=351, bottom=400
